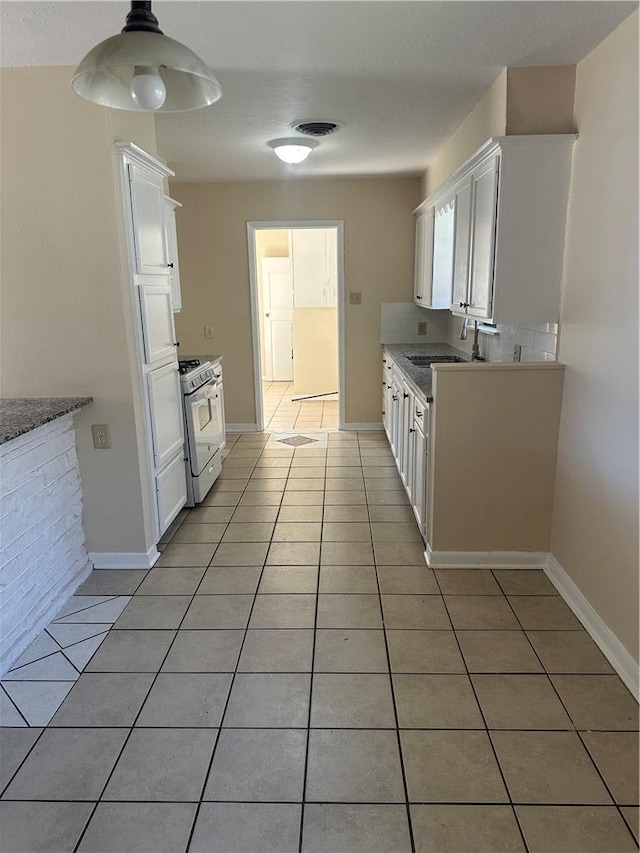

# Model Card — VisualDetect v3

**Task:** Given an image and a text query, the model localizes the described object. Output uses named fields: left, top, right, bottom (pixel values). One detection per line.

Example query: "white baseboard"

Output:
left=341, top=422, right=384, bottom=431
left=545, top=554, right=639, bottom=700
left=88, top=546, right=160, bottom=570
left=226, top=423, right=259, bottom=433
left=425, top=543, right=548, bottom=569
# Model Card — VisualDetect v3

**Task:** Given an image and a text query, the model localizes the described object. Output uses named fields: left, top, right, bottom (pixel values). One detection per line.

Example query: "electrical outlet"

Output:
left=513, top=344, right=522, bottom=362
left=204, top=325, right=215, bottom=339
left=417, top=321, right=427, bottom=336
left=349, top=292, right=362, bottom=305
left=91, top=424, right=111, bottom=449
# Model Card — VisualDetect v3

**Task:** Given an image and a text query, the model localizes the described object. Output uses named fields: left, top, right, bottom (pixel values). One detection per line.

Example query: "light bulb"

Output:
left=130, top=66, right=166, bottom=110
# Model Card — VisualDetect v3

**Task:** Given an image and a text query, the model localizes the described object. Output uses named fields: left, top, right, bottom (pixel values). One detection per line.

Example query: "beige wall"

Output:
left=422, top=71, right=507, bottom=198
left=172, top=178, right=420, bottom=425
left=551, top=12, right=639, bottom=661
left=0, top=66, right=157, bottom=555
left=506, top=66, right=576, bottom=135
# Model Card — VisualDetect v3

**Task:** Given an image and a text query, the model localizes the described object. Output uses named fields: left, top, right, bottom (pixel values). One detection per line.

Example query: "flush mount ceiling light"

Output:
left=71, top=1, right=221, bottom=112
left=268, top=138, right=318, bottom=164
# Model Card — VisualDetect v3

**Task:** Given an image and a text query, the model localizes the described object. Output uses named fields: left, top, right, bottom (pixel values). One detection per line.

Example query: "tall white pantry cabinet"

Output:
left=116, top=142, right=187, bottom=541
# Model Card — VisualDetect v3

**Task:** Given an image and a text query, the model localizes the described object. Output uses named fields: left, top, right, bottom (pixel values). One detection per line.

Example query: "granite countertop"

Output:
left=0, top=397, right=93, bottom=445
left=383, top=343, right=470, bottom=402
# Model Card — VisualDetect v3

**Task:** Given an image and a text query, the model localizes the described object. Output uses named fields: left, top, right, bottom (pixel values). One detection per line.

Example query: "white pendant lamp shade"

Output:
left=72, top=2, right=221, bottom=112
left=269, top=138, right=318, bottom=164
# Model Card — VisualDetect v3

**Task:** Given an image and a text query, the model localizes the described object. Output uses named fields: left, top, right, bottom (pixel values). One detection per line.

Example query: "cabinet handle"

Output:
left=409, top=428, right=416, bottom=434
left=173, top=342, right=180, bottom=346
left=416, top=295, right=423, bottom=300
left=403, top=393, right=409, bottom=399
left=415, top=410, right=423, bottom=418
left=167, top=262, right=174, bottom=268
left=392, top=395, right=398, bottom=402
left=383, top=359, right=387, bottom=363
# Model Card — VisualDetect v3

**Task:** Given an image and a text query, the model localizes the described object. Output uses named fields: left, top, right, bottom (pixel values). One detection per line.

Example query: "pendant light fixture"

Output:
left=71, top=1, right=221, bottom=112
left=268, top=138, right=318, bottom=164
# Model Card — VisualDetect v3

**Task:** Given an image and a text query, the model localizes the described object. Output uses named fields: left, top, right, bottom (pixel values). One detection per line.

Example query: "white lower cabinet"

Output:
left=383, top=352, right=429, bottom=537
left=156, top=452, right=188, bottom=536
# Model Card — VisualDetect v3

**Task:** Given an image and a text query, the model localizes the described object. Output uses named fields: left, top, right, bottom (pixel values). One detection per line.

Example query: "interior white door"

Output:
left=262, top=257, right=293, bottom=381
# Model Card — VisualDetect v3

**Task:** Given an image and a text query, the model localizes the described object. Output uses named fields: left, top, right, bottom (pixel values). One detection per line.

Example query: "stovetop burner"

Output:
left=178, top=359, right=201, bottom=375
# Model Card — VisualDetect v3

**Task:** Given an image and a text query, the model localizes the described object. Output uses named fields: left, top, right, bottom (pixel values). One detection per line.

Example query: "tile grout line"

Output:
left=361, top=429, right=419, bottom=852
left=435, top=574, right=531, bottom=853
left=70, top=517, right=244, bottom=853
left=496, top=572, right=640, bottom=841
left=296, top=491, right=322, bottom=853
left=185, top=435, right=304, bottom=853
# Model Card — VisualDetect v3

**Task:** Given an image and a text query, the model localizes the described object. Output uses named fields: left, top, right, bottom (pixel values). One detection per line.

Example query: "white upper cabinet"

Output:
left=467, top=154, right=499, bottom=319
left=422, top=135, right=576, bottom=325
left=128, top=163, right=169, bottom=276
left=431, top=200, right=455, bottom=309
left=413, top=208, right=434, bottom=306
left=413, top=200, right=453, bottom=310
left=164, top=197, right=182, bottom=312
left=452, top=176, right=473, bottom=311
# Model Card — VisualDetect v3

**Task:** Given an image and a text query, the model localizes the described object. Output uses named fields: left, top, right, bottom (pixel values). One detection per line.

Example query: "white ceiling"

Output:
left=1, top=1, right=636, bottom=181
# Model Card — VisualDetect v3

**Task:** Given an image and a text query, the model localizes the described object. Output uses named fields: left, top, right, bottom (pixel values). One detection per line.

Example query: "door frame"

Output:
left=247, top=220, right=346, bottom=431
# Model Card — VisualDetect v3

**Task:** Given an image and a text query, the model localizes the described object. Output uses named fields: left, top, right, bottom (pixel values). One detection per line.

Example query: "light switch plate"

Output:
left=204, top=325, right=215, bottom=339
left=417, top=321, right=427, bottom=336
left=513, top=344, right=522, bottom=362
left=349, top=292, right=362, bottom=305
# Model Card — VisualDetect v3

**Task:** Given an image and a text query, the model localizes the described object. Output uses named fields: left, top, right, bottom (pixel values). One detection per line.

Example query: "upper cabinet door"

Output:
left=128, top=163, right=169, bottom=275
left=468, top=155, right=499, bottom=319
left=413, top=209, right=434, bottom=307
left=164, top=199, right=182, bottom=312
left=431, top=200, right=455, bottom=309
left=139, top=283, right=178, bottom=365
left=452, top=177, right=473, bottom=311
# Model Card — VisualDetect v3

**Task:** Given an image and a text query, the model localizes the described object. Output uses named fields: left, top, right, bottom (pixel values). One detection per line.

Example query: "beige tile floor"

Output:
left=262, top=381, right=338, bottom=430
left=0, top=430, right=638, bottom=852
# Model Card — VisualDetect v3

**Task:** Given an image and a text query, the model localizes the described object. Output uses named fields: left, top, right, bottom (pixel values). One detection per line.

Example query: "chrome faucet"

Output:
left=459, top=318, right=468, bottom=340
left=472, top=321, right=485, bottom=361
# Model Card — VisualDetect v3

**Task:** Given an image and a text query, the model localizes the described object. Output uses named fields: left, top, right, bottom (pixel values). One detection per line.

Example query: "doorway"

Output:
left=247, top=221, right=345, bottom=432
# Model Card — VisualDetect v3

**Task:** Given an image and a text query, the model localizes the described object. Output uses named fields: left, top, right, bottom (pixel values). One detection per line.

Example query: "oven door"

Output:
left=184, top=380, right=225, bottom=476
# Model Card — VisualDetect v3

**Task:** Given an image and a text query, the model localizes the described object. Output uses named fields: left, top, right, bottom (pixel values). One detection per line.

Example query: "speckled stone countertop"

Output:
left=0, top=397, right=93, bottom=445
left=383, top=343, right=470, bottom=402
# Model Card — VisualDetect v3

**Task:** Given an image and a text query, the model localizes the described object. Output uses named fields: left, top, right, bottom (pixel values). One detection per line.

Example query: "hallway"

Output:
left=262, top=381, right=338, bottom=431
left=0, top=431, right=638, bottom=852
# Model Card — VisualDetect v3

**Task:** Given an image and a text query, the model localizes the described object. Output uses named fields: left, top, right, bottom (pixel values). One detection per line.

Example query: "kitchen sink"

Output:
left=406, top=355, right=467, bottom=367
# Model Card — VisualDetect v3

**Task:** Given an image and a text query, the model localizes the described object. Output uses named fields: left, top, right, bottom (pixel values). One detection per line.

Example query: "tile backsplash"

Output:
left=381, top=303, right=449, bottom=344
left=383, top=305, right=560, bottom=363
left=447, top=315, right=559, bottom=363
left=484, top=322, right=559, bottom=363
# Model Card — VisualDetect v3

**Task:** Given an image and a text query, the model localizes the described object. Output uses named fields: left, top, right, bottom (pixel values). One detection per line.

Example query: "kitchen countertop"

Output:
left=0, top=397, right=93, bottom=445
left=383, top=343, right=470, bottom=402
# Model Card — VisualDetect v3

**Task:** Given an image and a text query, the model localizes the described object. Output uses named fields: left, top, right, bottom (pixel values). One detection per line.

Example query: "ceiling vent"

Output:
left=292, top=120, right=341, bottom=137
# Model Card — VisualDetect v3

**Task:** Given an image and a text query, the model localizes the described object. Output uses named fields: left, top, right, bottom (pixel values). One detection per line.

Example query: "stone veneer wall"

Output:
left=0, top=415, right=92, bottom=675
